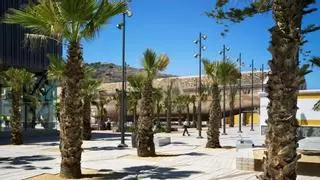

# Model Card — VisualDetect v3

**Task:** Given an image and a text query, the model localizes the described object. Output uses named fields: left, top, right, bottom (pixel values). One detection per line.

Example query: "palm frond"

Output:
left=3, top=68, right=35, bottom=91
left=47, top=54, right=66, bottom=82
left=310, top=57, right=320, bottom=68
left=313, top=100, right=320, bottom=111
left=82, top=0, right=127, bottom=40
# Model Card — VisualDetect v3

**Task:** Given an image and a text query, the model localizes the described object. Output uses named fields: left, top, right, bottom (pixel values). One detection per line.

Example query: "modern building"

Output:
left=0, top=0, right=62, bottom=131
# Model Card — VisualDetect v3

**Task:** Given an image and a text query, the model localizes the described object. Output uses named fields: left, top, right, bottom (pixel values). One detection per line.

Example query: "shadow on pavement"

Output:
left=83, top=146, right=128, bottom=151
left=156, top=152, right=207, bottom=157
left=123, top=165, right=202, bottom=179
left=0, top=131, right=131, bottom=145
left=0, top=155, right=54, bottom=171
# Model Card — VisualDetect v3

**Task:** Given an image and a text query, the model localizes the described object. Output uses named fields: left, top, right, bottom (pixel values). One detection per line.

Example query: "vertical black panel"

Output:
left=0, top=0, right=62, bottom=75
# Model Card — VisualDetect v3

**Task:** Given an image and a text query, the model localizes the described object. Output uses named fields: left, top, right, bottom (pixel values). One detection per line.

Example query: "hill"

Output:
left=86, top=62, right=174, bottom=83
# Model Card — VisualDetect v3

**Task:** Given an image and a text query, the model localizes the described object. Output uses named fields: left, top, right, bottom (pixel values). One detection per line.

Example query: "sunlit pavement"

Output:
left=0, top=126, right=319, bottom=180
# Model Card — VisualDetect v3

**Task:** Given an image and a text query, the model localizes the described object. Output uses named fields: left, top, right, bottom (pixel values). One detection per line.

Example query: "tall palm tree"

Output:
left=203, top=59, right=238, bottom=148
left=137, top=49, right=169, bottom=157
left=4, top=1, right=127, bottom=177
left=2, top=68, right=34, bottom=145
left=207, top=1, right=319, bottom=178
left=81, top=68, right=101, bottom=140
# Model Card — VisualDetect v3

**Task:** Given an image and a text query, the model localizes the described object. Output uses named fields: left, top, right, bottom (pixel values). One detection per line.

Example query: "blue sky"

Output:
left=71, top=0, right=319, bottom=89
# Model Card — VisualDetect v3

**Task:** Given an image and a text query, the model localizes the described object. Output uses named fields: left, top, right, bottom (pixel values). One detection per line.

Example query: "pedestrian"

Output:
left=182, top=120, right=190, bottom=136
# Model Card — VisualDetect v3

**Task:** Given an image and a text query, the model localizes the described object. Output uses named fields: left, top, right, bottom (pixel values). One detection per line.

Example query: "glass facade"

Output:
left=0, top=81, right=58, bottom=131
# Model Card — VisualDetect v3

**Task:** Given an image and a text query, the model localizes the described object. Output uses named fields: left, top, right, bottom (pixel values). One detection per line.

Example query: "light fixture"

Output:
left=193, top=53, right=199, bottom=58
left=126, top=10, right=133, bottom=17
left=116, top=23, right=123, bottom=29
left=201, top=34, right=207, bottom=40
left=193, top=40, right=199, bottom=44
left=202, top=46, right=207, bottom=51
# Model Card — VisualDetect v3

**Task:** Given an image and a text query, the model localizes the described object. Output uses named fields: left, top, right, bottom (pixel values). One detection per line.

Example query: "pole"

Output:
left=222, top=45, right=227, bottom=135
left=197, top=32, right=203, bottom=138
left=119, top=13, right=127, bottom=147
left=250, top=59, right=254, bottom=131
left=238, top=53, right=242, bottom=133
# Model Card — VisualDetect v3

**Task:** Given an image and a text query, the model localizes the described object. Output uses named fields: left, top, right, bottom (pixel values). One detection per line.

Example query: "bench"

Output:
left=154, top=137, right=171, bottom=147
left=236, top=139, right=254, bottom=150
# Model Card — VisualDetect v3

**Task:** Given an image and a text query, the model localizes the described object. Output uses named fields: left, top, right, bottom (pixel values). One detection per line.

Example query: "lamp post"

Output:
left=249, top=59, right=256, bottom=131
left=117, top=8, right=132, bottom=148
left=260, top=64, right=264, bottom=92
left=219, top=45, right=230, bottom=135
left=236, top=53, right=244, bottom=133
left=193, top=32, right=207, bottom=139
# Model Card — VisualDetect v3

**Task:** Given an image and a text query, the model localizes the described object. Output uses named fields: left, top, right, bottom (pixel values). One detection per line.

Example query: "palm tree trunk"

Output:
left=206, top=84, right=221, bottom=148
left=133, top=104, right=137, bottom=132
left=229, top=101, right=234, bottom=127
left=10, top=90, right=22, bottom=145
left=137, top=81, right=155, bottom=157
left=178, top=109, right=182, bottom=125
left=192, top=102, right=197, bottom=128
left=59, top=41, right=84, bottom=179
left=186, top=104, right=190, bottom=123
left=83, top=96, right=92, bottom=140
left=166, top=103, right=171, bottom=133
left=156, top=102, right=161, bottom=128
left=262, top=1, right=303, bottom=179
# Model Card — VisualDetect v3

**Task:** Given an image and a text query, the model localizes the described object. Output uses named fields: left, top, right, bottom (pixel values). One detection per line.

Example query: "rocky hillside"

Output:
left=86, top=62, right=174, bottom=83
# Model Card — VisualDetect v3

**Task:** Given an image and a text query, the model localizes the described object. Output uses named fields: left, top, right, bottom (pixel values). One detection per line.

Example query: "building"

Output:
left=0, top=0, right=62, bottom=131
left=98, top=71, right=269, bottom=126
left=260, top=90, right=320, bottom=137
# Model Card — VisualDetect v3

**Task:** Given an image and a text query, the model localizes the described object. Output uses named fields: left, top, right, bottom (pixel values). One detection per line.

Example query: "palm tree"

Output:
left=2, top=68, right=34, bottom=145
left=228, top=68, right=240, bottom=127
left=92, top=92, right=110, bottom=130
left=164, top=80, right=174, bottom=133
left=4, top=1, right=127, bottom=177
left=203, top=59, right=238, bottom=148
left=190, top=95, right=197, bottom=128
left=127, top=73, right=144, bottom=131
left=137, top=49, right=169, bottom=157
left=81, top=68, right=101, bottom=140
left=153, top=88, right=163, bottom=131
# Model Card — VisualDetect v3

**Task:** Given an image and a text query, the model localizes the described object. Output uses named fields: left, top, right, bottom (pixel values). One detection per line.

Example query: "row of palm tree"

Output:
left=4, top=0, right=127, bottom=178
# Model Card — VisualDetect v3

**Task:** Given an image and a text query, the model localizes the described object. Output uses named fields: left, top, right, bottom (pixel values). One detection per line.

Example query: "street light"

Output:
left=117, top=7, right=132, bottom=148
left=236, top=53, right=244, bottom=133
left=193, top=32, right=207, bottom=139
left=219, top=45, right=230, bottom=135
left=249, top=59, right=256, bottom=132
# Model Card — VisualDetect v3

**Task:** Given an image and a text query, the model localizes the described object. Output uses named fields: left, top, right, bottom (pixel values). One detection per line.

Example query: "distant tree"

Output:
left=2, top=68, right=34, bottom=145
left=127, top=73, right=145, bottom=132
left=163, top=80, right=174, bottom=133
left=190, top=95, right=197, bottom=128
left=81, top=68, right=101, bottom=140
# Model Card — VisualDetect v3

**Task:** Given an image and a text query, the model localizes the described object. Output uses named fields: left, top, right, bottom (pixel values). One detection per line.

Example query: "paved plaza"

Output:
left=0, top=126, right=319, bottom=180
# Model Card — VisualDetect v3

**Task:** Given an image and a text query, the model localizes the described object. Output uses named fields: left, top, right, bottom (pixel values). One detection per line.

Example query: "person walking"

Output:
left=182, top=120, right=190, bottom=136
